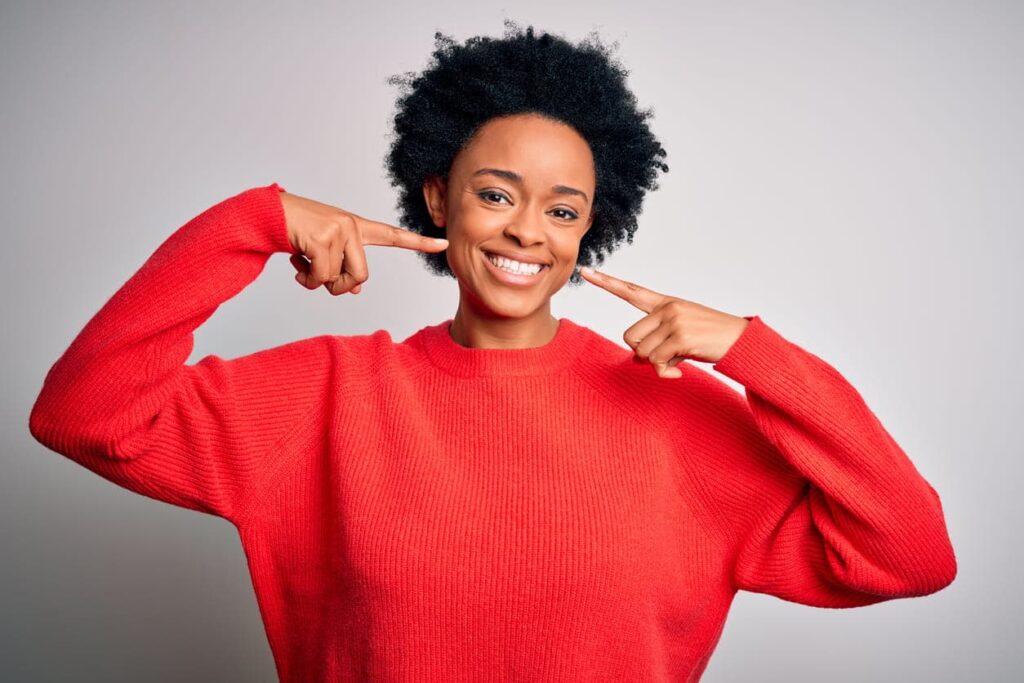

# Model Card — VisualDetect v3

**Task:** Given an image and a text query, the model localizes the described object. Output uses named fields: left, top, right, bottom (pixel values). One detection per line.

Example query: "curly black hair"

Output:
left=383, top=19, right=669, bottom=286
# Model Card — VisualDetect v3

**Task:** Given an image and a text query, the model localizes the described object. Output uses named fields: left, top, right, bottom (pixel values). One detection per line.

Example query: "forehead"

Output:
left=454, top=115, right=595, bottom=188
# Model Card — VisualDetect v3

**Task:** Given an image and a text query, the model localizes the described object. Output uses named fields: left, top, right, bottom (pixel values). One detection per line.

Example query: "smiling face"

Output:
left=422, top=113, right=596, bottom=323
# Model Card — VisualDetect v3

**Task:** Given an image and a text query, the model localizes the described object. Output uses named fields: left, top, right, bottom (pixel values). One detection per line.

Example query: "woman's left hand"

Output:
left=579, top=266, right=750, bottom=379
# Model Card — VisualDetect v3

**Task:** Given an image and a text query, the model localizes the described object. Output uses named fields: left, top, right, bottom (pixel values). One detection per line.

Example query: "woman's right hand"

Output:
left=279, top=190, right=449, bottom=296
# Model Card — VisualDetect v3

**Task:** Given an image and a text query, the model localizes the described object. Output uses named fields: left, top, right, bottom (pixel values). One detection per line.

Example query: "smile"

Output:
left=482, top=251, right=548, bottom=286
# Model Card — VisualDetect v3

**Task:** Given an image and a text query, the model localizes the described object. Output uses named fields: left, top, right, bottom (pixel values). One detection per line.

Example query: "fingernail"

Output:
left=580, top=266, right=593, bottom=275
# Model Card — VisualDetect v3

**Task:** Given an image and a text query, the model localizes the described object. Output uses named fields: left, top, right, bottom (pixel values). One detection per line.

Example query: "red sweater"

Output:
left=29, top=183, right=957, bottom=681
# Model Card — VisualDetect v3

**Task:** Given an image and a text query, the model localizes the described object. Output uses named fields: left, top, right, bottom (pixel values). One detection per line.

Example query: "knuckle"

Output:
left=331, top=214, right=357, bottom=238
left=345, top=214, right=361, bottom=236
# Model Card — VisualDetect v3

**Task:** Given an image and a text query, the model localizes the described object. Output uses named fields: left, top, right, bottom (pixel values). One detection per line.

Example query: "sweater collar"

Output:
left=412, top=317, right=590, bottom=378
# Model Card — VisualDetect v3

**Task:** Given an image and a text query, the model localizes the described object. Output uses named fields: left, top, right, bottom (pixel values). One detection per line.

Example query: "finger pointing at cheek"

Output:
left=579, top=265, right=751, bottom=372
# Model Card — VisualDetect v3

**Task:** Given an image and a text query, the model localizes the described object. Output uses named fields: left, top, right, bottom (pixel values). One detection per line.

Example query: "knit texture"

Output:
left=29, top=183, right=957, bottom=682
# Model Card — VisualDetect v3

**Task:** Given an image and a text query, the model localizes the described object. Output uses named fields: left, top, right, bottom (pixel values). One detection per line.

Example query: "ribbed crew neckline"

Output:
left=415, top=317, right=590, bottom=378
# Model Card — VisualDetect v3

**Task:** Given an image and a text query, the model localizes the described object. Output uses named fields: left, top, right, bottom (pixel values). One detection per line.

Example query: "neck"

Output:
left=449, top=298, right=559, bottom=349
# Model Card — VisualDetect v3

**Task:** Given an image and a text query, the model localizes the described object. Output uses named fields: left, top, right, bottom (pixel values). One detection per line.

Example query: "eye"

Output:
left=477, top=190, right=510, bottom=205
left=478, top=190, right=579, bottom=221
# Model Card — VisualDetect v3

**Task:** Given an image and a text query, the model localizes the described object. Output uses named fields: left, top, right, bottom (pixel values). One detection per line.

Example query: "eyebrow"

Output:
left=471, top=167, right=589, bottom=204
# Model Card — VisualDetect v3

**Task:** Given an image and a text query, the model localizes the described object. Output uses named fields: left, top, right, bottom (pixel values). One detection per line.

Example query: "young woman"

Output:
left=29, top=21, right=956, bottom=682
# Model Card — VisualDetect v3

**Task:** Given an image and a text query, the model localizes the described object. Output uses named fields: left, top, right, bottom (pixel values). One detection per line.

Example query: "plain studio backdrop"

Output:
left=1, top=1, right=1017, bottom=680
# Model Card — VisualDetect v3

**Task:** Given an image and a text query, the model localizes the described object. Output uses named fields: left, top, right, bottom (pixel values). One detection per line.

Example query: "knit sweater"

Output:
left=29, top=183, right=957, bottom=682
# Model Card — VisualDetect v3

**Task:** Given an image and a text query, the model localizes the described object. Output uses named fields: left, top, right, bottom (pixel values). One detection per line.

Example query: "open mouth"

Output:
left=482, top=251, right=549, bottom=285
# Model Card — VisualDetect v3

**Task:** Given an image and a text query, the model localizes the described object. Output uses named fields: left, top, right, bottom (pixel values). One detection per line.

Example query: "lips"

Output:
left=481, top=250, right=548, bottom=287
left=483, top=250, right=550, bottom=266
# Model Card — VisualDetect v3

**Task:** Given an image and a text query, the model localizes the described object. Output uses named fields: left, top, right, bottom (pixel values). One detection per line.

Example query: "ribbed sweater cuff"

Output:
left=711, top=315, right=777, bottom=383
left=227, top=182, right=292, bottom=255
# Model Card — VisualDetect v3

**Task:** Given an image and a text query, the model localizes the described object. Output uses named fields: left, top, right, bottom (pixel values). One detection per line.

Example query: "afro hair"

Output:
left=383, top=19, right=669, bottom=286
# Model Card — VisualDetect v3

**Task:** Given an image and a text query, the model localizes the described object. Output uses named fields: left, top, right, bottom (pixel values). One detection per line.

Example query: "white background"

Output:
left=3, top=1, right=1015, bottom=680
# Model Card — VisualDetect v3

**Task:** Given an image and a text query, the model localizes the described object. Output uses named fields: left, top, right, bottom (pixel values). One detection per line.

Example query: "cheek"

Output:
left=450, top=205, right=505, bottom=243
left=553, top=235, right=583, bottom=264
left=443, top=222, right=487, bottom=277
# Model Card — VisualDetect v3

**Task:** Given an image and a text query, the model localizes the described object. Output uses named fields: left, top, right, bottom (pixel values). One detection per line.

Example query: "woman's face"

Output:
left=422, top=113, right=595, bottom=321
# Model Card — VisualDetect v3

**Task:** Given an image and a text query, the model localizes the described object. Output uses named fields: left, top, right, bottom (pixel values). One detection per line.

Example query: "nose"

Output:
left=502, top=211, right=545, bottom=248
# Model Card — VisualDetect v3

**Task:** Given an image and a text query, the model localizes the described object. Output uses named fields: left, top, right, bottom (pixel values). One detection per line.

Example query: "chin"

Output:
left=461, top=283, right=546, bottom=320
left=477, top=295, right=545, bottom=320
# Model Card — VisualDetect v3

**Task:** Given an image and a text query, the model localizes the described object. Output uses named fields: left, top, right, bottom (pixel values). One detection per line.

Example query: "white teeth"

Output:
left=486, top=253, right=543, bottom=276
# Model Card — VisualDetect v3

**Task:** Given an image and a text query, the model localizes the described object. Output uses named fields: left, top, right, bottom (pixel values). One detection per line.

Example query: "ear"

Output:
left=422, top=176, right=447, bottom=228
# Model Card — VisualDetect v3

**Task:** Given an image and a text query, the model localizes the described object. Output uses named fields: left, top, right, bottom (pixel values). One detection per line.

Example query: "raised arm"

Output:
left=27, top=183, right=330, bottom=524
left=684, top=316, right=957, bottom=607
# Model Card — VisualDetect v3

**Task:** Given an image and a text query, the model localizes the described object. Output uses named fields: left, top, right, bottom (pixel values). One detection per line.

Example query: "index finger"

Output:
left=579, top=266, right=664, bottom=313
left=354, top=214, right=449, bottom=253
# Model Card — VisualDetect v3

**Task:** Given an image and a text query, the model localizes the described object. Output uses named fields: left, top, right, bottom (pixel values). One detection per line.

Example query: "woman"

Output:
left=29, top=21, right=956, bottom=682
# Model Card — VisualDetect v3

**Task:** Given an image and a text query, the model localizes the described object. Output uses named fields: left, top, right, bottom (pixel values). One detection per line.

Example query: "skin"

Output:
left=283, top=111, right=751, bottom=375
left=578, top=266, right=750, bottom=377
left=422, top=113, right=596, bottom=349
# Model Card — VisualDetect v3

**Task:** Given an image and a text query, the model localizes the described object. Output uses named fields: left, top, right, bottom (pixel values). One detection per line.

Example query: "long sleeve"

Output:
left=28, top=183, right=331, bottom=525
left=695, top=315, right=957, bottom=608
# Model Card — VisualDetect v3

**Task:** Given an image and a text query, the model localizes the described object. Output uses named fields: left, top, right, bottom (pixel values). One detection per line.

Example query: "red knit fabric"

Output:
left=29, top=183, right=957, bottom=681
